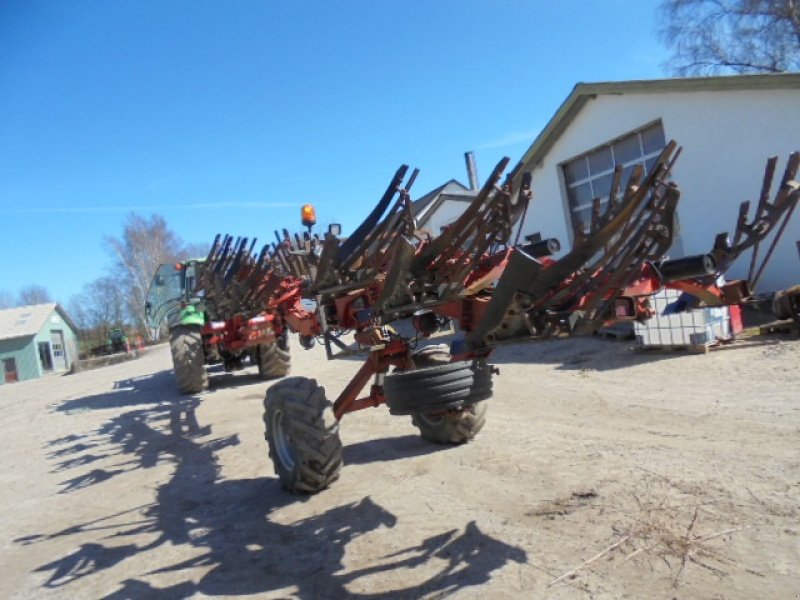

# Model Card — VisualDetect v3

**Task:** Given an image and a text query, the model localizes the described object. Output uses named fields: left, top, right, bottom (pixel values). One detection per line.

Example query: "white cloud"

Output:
left=476, top=129, right=540, bottom=150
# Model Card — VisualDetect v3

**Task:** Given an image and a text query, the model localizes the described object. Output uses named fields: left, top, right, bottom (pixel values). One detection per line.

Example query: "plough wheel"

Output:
left=384, top=359, right=493, bottom=415
left=263, top=377, right=342, bottom=494
left=169, top=325, right=208, bottom=394
left=256, top=337, right=291, bottom=379
left=386, top=346, right=492, bottom=444
left=412, top=401, right=488, bottom=444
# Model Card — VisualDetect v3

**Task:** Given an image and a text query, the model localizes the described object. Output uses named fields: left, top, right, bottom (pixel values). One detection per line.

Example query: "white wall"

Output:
left=521, top=88, right=800, bottom=292
left=424, top=198, right=474, bottom=235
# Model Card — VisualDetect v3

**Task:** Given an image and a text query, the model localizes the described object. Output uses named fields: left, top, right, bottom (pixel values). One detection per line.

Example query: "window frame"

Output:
left=560, top=120, right=666, bottom=233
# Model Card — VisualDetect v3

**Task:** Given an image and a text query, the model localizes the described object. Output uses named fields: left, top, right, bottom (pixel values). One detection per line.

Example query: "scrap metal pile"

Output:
left=190, top=145, right=798, bottom=494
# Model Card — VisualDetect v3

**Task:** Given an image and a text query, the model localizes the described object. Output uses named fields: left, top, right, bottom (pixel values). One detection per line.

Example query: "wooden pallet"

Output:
left=632, top=341, right=718, bottom=355
left=596, top=323, right=635, bottom=341
left=759, top=319, right=800, bottom=336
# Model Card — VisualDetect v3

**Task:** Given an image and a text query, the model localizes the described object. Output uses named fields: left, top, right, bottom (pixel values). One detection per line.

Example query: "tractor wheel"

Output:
left=263, top=377, right=343, bottom=494
left=170, top=325, right=208, bottom=394
left=412, top=401, right=488, bottom=444
left=384, top=359, right=493, bottom=415
left=256, top=339, right=291, bottom=379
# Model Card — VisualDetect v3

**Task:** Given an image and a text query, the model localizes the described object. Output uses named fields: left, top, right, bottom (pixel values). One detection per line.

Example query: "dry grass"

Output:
left=547, top=472, right=760, bottom=589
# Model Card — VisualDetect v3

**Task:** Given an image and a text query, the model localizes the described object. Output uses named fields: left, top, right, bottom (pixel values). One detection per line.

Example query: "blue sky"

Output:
left=0, top=0, right=666, bottom=305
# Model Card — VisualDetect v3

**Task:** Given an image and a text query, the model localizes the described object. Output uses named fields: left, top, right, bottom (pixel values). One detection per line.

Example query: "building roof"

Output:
left=412, top=179, right=475, bottom=227
left=517, top=73, right=800, bottom=172
left=0, top=303, right=78, bottom=342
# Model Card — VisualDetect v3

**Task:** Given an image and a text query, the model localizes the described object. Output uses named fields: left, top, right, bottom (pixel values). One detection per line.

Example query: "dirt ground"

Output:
left=1, top=330, right=798, bottom=599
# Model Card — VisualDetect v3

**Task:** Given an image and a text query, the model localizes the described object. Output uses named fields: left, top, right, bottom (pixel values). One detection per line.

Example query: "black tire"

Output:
left=412, top=401, right=488, bottom=444
left=772, top=286, right=799, bottom=320
left=410, top=344, right=451, bottom=368
left=257, top=340, right=291, bottom=379
left=384, top=359, right=493, bottom=415
left=169, top=325, right=208, bottom=394
left=263, top=377, right=343, bottom=494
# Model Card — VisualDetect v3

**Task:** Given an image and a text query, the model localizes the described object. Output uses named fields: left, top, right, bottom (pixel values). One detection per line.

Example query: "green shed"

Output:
left=0, top=303, right=79, bottom=384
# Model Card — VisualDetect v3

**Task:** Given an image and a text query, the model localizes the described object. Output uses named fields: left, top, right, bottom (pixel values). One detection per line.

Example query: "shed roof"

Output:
left=412, top=179, right=475, bottom=227
left=517, top=73, right=800, bottom=172
left=0, top=303, right=77, bottom=342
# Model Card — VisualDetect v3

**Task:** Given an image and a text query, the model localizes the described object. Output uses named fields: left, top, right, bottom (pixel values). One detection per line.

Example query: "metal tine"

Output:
left=280, top=228, right=304, bottom=275
left=220, top=236, right=242, bottom=275
left=578, top=187, right=681, bottom=328
left=293, top=232, right=312, bottom=277
left=613, top=157, right=663, bottom=243
left=213, top=239, right=234, bottom=290
left=751, top=152, right=800, bottom=288
left=603, top=165, right=624, bottom=221
left=239, top=244, right=270, bottom=306
left=223, top=237, right=248, bottom=284
left=447, top=194, right=512, bottom=289
left=312, top=236, right=341, bottom=290
left=543, top=153, right=677, bottom=308
left=366, top=195, right=411, bottom=259
left=340, top=184, right=411, bottom=274
left=336, top=164, right=409, bottom=266
left=743, top=157, right=778, bottom=274
left=589, top=178, right=669, bottom=279
left=427, top=171, right=508, bottom=275
left=271, top=241, right=290, bottom=273
left=405, top=167, right=420, bottom=193
left=362, top=168, right=418, bottom=260
left=282, top=229, right=295, bottom=250
left=439, top=184, right=513, bottom=288
left=205, top=234, right=222, bottom=263
left=550, top=183, right=673, bottom=310
left=412, top=157, right=509, bottom=276
left=590, top=197, right=602, bottom=234
left=511, top=172, right=533, bottom=246
left=450, top=188, right=508, bottom=268
left=214, top=235, right=234, bottom=273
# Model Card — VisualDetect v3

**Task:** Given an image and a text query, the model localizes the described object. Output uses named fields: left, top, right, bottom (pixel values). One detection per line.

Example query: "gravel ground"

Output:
left=1, top=331, right=798, bottom=599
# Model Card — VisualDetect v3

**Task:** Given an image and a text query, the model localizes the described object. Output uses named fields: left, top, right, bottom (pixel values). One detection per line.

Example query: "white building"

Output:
left=412, top=179, right=476, bottom=235
left=514, top=73, right=800, bottom=292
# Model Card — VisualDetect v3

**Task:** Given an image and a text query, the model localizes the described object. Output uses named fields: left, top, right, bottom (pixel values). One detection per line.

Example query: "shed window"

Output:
left=561, top=122, right=666, bottom=233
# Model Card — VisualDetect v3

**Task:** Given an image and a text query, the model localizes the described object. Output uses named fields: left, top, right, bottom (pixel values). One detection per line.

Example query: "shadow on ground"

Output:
left=486, top=332, right=788, bottom=371
left=22, top=372, right=527, bottom=598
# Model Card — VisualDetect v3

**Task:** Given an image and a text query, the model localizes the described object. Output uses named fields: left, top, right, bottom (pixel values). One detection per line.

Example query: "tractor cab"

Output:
left=145, top=260, right=204, bottom=330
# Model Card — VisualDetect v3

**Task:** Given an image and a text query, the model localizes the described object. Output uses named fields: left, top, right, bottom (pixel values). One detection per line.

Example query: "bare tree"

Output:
left=18, top=284, right=53, bottom=306
left=69, top=277, right=126, bottom=335
left=0, top=290, right=14, bottom=309
left=658, top=0, right=800, bottom=75
left=180, top=241, right=211, bottom=261
left=106, top=213, right=185, bottom=341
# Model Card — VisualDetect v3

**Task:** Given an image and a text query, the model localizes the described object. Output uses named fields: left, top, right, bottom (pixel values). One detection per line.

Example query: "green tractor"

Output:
left=145, top=259, right=290, bottom=394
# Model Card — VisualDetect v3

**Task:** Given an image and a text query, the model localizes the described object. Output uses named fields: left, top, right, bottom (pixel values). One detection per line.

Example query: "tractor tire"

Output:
left=384, top=359, right=493, bottom=415
left=412, top=401, right=488, bottom=444
left=257, top=340, right=291, bottom=379
left=170, top=325, right=208, bottom=394
left=263, top=377, right=343, bottom=494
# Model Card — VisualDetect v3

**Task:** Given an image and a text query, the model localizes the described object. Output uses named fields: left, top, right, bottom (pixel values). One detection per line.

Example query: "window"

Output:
left=562, top=122, right=666, bottom=233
